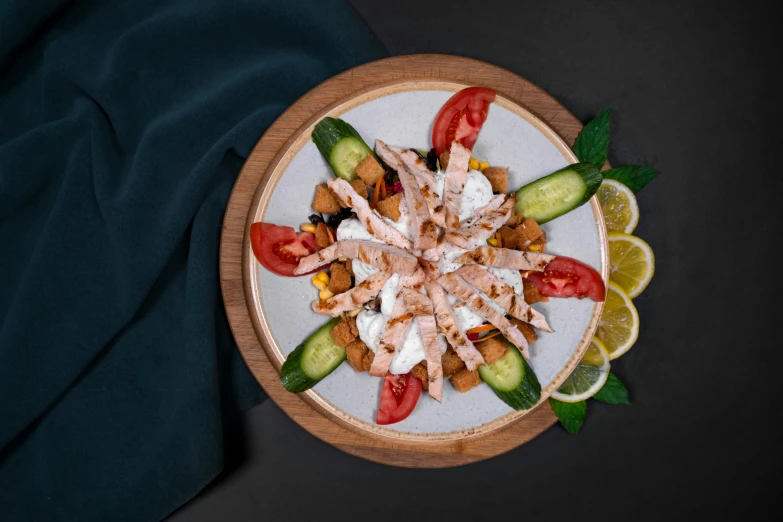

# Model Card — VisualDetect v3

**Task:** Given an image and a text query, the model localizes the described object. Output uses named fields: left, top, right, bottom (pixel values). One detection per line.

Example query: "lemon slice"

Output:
left=607, top=232, right=655, bottom=298
left=597, top=179, right=639, bottom=234
left=596, top=282, right=639, bottom=360
left=551, top=337, right=611, bottom=403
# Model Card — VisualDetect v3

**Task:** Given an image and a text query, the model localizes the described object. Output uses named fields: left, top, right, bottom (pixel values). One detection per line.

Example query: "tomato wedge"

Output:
left=250, top=222, right=320, bottom=277
left=525, top=257, right=606, bottom=302
left=376, top=373, right=422, bottom=425
left=432, top=87, right=496, bottom=156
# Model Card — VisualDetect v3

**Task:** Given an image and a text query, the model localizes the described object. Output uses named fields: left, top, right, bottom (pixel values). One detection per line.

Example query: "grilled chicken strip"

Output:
left=460, top=194, right=505, bottom=227
left=454, top=246, right=554, bottom=271
left=445, top=196, right=516, bottom=250
left=294, top=240, right=418, bottom=276
left=327, top=178, right=414, bottom=251
left=375, top=140, right=438, bottom=250
left=397, top=148, right=446, bottom=228
left=400, top=288, right=444, bottom=402
left=399, top=266, right=426, bottom=291
left=312, top=271, right=392, bottom=317
left=425, top=282, right=485, bottom=371
left=442, top=141, right=472, bottom=229
left=369, top=294, right=414, bottom=376
left=437, top=272, right=530, bottom=359
left=456, top=265, right=553, bottom=332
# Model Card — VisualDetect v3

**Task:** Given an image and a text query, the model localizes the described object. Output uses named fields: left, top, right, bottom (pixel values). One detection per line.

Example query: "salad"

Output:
left=250, top=87, right=606, bottom=426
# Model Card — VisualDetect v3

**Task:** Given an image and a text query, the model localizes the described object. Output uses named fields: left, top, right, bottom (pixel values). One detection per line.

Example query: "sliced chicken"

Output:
left=437, top=272, right=530, bottom=359
left=456, top=265, right=553, bottom=332
left=398, top=149, right=446, bottom=228
left=368, top=294, right=414, bottom=376
left=312, top=271, right=392, bottom=317
left=460, top=194, right=505, bottom=227
left=400, top=288, right=443, bottom=402
left=327, top=178, right=413, bottom=251
left=445, top=196, right=516, bottom=250
left=375, top=140, right=438, bottom=250
left=443, top=141, right=472, bottom=229
left=422, top=241, right=449, bottom=263
left=418, top=258, right=441, bottom=282
left=425, top=282, right=485, bottom=371
left=454, top=246, right=555, bottom=271
left=294, top=240, right=418, bottom=276
left=399, top=266, right=426, bottom=291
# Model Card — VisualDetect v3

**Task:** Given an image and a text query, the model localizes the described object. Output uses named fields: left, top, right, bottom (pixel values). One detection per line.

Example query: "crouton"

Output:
left=509, top=317, right=538, bottom=344
left=328, top=262, right=352, bottom=294
left=497, top=225, right=520, bottom=250
left=439, top=151, right=450, bottom=170
left=312, top=184, right=341, bottom=214
left=523, top=280, right=546, bottom=304
left=355, top=155, right=385, bottom=186
left=362, top=349, right=375, bottom=371
left=506, top=212, right=523, bottom=227
left=314, top=222, right=333, bottom=248
left=442, top=346, right=466, bottom=378
left=344, top=259, right=354, bottom=277
left=482, top=167, right=508, bottom=194
left=329, top=318, right=356, bottom=348
left=475, top=336, right=509, bottom=365
left=410, top=361, right=429, bottom=391
left=349, top=179, right=369, bottom=199
left=517, top=218, right=546, bottom=247
left=345, top=339, right=371, bottom=372
left=346, top=314, right=359, bottom=337
left=451, top=369, right=482, bottom=392
left=376, top=192, right=403, bottom=222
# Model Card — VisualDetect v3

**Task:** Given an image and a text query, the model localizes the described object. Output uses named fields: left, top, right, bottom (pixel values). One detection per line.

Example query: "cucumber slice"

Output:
left=479, top=341, right=541, bottom=410
left=280, top=318, right=345, bottom=393
left=514, top=162, right=602, bottom=224
left=312, top=117, right=373, bottom=181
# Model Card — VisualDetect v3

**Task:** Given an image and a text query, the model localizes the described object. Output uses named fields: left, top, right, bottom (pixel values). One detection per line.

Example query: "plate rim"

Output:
left=221, top=54, right=607, bottom=467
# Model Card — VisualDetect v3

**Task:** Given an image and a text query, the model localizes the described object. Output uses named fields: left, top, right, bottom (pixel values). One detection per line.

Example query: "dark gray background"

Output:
left=170, top=0, right=780, bottom=520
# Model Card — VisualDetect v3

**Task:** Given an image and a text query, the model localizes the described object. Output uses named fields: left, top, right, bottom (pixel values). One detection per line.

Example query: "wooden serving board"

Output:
left=220, top=54, right=586, bottom=467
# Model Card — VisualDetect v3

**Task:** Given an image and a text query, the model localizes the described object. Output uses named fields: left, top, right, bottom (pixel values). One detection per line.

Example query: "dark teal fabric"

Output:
left=0, top=1, right=385, bottom=519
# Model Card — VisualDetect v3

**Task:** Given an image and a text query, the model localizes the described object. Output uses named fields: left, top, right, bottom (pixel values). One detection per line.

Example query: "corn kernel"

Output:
left=338, top=256, right=348, bottom=262
left=312, top=276, right=328, bottom=291
left=348, top=308, right=362, bottom=317
left=468, top=157, right=480, bottom=171
left=479, top=161, right=489, bottom=172
left=528, top=244, right=542, bottom=252
left=487, top=237, right=498, bottom=246
left=300, top=223, right=317, bottom=233
left=316, top=271, right=330, bottom=283
left=319, top=289, right=334, bottom=300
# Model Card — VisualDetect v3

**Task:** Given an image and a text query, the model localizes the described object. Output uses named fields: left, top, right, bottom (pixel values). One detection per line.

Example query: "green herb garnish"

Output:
left=593, top=373, right=630, bottom=405
left=549, top=398, right=587, bottom=435
left=572, top=108, right=611, bottom=168
left=603, top=165, right=659, bottom=193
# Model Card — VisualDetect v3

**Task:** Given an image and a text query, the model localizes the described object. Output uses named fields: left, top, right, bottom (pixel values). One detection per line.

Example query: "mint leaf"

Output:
left=573, top=108, right=611, bottom=168
left=593, top=373, right=630, bottom=405
left=603, top=165, right=659, bottom=192
left=549, top=398, right=586, bottom=435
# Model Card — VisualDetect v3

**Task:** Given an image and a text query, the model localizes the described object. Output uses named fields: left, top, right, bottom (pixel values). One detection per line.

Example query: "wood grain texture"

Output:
left=220, top=54, right=587, bottom=467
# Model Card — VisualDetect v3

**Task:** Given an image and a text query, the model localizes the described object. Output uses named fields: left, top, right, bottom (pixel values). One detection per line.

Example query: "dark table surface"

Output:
left=170, top=1, right=780, bottom=520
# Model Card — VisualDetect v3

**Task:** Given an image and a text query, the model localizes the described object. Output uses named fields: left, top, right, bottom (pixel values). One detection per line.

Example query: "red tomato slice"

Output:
left=249, top=222, right=320, bottom=277
left=432, top=87, right=496, bottom=156
left=376, top=373, right=422, bottom=425
left=525, top=257, right=606, bottom=302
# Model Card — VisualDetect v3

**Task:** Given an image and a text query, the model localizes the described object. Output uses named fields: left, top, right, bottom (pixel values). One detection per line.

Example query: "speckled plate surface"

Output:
left=246, top=81, right=607, bottom=441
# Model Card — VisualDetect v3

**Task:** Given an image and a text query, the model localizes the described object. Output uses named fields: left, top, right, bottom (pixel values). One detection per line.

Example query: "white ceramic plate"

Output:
left=249, top=82, right=607, bottom=441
